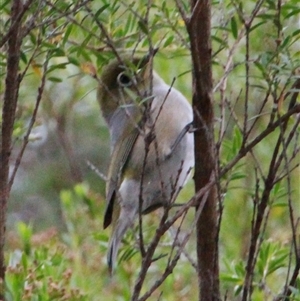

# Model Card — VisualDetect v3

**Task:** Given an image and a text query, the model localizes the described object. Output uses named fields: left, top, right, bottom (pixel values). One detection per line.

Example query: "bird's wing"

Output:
left=103, top=125, right=140, bottom=229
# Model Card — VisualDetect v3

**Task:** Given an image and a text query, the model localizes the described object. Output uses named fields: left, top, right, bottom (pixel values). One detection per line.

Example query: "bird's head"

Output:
left=97, top=54, right=156, bottom=122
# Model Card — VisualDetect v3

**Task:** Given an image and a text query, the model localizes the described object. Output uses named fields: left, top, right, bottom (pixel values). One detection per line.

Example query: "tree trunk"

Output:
left=187, top=1, right=220, bottom=300
left=0, top=0, right=23, bottom=298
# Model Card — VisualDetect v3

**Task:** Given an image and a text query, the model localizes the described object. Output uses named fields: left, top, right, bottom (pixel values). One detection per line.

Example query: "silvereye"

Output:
left=97, top=53, right=194, bottom=272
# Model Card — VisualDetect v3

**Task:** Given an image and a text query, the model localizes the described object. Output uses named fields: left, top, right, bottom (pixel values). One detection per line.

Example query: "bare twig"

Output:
left=86, top=160, right=107, bottom=181
left=220, top=103, right=300, bottom=178
left=169, top=225, right=197, bottom=270
left=274, top=220, right=300, bottom=301
left=131, top=175, right=215, bottom=300
left=241, top=78, right=300, bottom=300
left=241, top=0, right=265, bottom=147
left=138, top=189, right=210, bottom=301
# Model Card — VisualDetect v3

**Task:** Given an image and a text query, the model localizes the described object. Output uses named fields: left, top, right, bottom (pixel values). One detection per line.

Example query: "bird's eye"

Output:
left=117, top=72, right=132, bottom=87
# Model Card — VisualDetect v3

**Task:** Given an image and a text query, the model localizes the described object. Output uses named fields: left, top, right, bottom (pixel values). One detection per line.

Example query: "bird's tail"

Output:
left=107, top=235, right=120, bottom=275
left=107, top=210, right=135, bottom=274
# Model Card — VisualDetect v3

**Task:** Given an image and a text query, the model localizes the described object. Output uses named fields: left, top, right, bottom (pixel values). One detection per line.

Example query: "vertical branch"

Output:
left=274, top=81, right=300, bottom=301
left=241, top=82, right=300, bottom=301
left=186, top=0, right=220, bottom=300
left=242, top=24, right=250, bottom=144
left=131, top=180, right=214, bottom=300
left=240, top=0, right=264, bottom=144
left=0, top=0, right=23, bottom=297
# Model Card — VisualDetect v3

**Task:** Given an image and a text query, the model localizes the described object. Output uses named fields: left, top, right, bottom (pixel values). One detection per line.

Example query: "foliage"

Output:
left=4, top=183, right=300, bottom=300
left=1, top=0, right=300, bottom=300
left=5, top=184, right=199, bottom=301
left=6, top=224, right=87, bottom=301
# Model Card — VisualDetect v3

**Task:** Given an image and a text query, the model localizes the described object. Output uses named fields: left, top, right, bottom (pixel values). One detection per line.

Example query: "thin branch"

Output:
left=83, top=4, right=123, bottom=62
left=242, top=25, right=250, bottom=147
left=86, top=160, right=107, bottom=182
left=273, top=93, right=300, bottom=301
left=274, top=220, right=300, bottom=301
left=213, top=28, right=246, bottom=93
left=242, top=79, right=300, bottom=300
left=138, top=190, right=209, bottom=301
left=8, top=53, right=50, bottom=190
left=174, top=0, right=189, bottom=25
left=220, top=103, right=300, bottom=178
left=248, top=0, right=266, bottom=26
left=131, top=175, right=215, bottom=300
left=0, top=0, right=33, bottom=48
left=169, top=225, right=197, bottom=270
left=42, top=0, right=104, bottom=47
left=138, top=142, right=150, bottom=259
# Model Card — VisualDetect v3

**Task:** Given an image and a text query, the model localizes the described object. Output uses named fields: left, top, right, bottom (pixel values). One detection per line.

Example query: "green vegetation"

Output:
left=1, top=0, right=299, bottom=300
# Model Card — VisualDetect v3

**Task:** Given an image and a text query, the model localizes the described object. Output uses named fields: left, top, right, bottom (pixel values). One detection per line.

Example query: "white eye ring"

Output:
left=117, top=72, right=132, bottom=87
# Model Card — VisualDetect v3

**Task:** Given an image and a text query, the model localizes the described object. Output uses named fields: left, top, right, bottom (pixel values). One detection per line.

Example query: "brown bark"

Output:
left=0, top=0, right=23, bottom=298
left=187, top=1, right=220, bottom=300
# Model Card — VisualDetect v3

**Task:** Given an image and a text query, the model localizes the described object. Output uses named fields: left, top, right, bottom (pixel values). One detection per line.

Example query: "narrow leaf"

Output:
left=231, top=16, right=238, bottom=39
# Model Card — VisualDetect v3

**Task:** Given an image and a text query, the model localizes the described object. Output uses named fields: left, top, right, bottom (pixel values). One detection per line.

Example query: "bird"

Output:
left=97, top=52, right=194, bottom=273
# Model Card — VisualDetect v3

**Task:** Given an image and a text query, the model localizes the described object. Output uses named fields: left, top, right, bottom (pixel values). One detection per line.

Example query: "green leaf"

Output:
left=41, top=41, right=58, bottom=49
left=163, top=35, right=174, bottom=47
left=0, top=0, right=10, bottom=10
left=138, top=20, right=148, bottom=34
left=62, top=24, right=73, bottom=46
left=49, top=48, right=65, bottom=57
left=230, top=172, right=246, bottom=181
left=20, top=51, right=27, bottom=64
left=249, top=21, right=267, bottom=33
left=124, top=12, right=133, bottom=34
left=267, top=253, right=289, bottom=275
left=95, top=4, right=110, bottom=19
left=48, top=77, right=62, bottom=82
left=220, top=274, right=243, bottom=283
left=21, top=252, right=28, bottom=271
left=230, top=16, right=238, bottom=39
left=212, top=35, right=228, bottom=48
left=232, top=126, right=242, bottom=154
left=17, top=222, right=32, bottom=242
left=68, top=56, right=80, bottom=66
left=119, top=246, right=138, bottom=263
left=17, top=222, right=32, bottom=255
left=94, top=233, right=109, bottom=243
left=29, top=32, right=37, bottom=45
left=283, top=8, right=300, bottom=19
